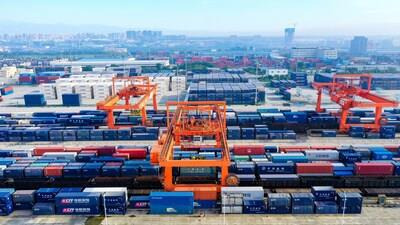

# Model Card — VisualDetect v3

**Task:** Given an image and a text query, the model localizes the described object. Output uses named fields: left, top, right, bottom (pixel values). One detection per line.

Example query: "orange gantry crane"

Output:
left=312, top=73, right=398, bottom=133
left=96, top=76, right=157, bottom=129
left=151, top=101, right=237, bottom=195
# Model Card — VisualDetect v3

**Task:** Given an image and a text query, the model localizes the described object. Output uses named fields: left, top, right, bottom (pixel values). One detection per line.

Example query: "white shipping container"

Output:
left=221, top=187, right=264, bottom=201
left=83, top=187, right=128, bottom=202
left=42, top=152, right=77, bottom=160
left=304, top=150, right=339, bottom=161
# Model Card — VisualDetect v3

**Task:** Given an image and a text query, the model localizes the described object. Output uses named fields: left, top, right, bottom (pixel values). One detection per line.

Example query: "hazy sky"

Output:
left=1, top=0, right=400, bottom=35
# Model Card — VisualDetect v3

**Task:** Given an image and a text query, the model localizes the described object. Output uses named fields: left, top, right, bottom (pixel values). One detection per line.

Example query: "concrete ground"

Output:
left=0, top=207, right=399, bottom=225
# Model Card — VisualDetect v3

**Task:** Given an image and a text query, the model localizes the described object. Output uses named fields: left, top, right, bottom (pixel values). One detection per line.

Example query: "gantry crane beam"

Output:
left=313, top=74, right=398, bottom=133
left=96, top=76, right=158, bottom=129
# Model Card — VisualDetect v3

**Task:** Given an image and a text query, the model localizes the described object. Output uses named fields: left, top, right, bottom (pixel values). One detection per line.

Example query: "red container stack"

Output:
left=64, top=147, right=82, bottom=153
left=44, top=166, right=64, bottom=177
left=355, top=162, right=394, bottom=176
left=296, top=162, right=333, bottom=174
left=116, top=149, right=147, bottom=159
left=33, top=146, right=65, bottom=156
left=232, top=145, right=265, bottom=155
left=82, top=146, right=115, bottom=156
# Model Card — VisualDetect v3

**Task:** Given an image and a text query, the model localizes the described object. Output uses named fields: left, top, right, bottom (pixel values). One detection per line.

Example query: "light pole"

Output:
left=103, top=192, right=108, bottom=225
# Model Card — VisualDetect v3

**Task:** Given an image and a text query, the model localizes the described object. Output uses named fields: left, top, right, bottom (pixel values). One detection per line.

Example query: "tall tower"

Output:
left=284, top=27, right=295, bottom=49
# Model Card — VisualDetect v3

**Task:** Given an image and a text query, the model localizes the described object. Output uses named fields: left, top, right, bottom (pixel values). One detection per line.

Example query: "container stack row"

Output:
left=187, top=74, right=249, bottom=83
left=0, top=187, right=129, bottom=216
left=0, top=145, right=160, bottom=180
left=228, top=145, right=400, bottom=180
left=290, top=72, right=308, bottom=86
left=187, top=82, right=266, bottom=105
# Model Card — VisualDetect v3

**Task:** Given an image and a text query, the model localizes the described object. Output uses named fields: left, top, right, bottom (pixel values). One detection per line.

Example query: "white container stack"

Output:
left=74, top=83, right=93, bottom=99
left=221, top=187, right=265, bottom=214
left=151, top=77, right=170, bottom=99
left=56, top=83, right=75, bottom=100
left=39, top=74, right=187, bottom=102
left=93, top=83, right=111, bottom=100
left=171, top=76, right=186, bottom=92
left=221, top=191, right=243, bottom=214
left=40, top=83, right=57, bottom=100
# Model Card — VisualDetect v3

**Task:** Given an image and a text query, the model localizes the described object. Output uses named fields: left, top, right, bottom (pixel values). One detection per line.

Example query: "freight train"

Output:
left=1, top=107, right=399, bottom=142
left=0, top=144, right=400, bottom=190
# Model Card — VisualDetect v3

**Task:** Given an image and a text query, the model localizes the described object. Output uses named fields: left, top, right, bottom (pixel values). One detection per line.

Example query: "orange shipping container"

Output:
left=44, top=166, right=63, bottom=177
left=174, top=186, right=218, bottom=200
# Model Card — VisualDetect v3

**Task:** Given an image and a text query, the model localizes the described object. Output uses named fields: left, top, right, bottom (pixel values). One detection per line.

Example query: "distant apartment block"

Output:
left=291, top=47, right=338, bottom=60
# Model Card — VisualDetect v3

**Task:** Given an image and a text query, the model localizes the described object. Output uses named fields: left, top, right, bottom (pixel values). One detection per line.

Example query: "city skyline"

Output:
left=0, top=0, right=399, bottom=36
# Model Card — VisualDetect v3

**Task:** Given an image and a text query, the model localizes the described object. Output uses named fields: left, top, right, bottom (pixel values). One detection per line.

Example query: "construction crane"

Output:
left=150, top=101, right=238, bottom=195
left=96, top=76, right=157, bottom=129
left=312, top=74, right=398, bottom=133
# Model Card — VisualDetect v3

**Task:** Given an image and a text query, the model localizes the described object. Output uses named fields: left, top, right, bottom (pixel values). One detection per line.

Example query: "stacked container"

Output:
left=337, top=192, right=363, bottom=214
left=221, top=187, right=264, bottom=214
left=267, top=193, right=291, bottom=214
left=55, top=192, right=101, bottom=215
left=0, top=190, right=14, bottom=216
left=40, top=84, right=57, bottom=100
left=12, top=190, right=36, bottom=210
left=83, top=187, right=128, bottom=215
left=291, top=193, right=314, bottom=214
left=312, top=186, right=338, bottom=214
left=289, top=72, right=308, bottom=86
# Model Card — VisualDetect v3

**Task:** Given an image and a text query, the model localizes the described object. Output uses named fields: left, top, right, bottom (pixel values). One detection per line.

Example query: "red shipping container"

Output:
left=279, top=146, right=309, bottom=153
left=232, top=145, right=265, bottom=155
left=112, top=153, right=130, bottom=160
left=44, top=166, right=63, bottom=177
left=296, top=162, right=333, bottom=174
left=65, top=147, right=82, bottom=153
left=116, top=149, right=147, bottom=159
left=355, top=162, right=394, bottom=176
left=82, top=146, right=115, bottom=156
left=384, top=145, right=399, bottom=153
left=33, top=146, right=65, bottom=156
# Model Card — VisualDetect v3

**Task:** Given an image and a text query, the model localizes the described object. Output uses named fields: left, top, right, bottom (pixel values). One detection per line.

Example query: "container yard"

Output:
left=0, top=79, right=400, bottom=225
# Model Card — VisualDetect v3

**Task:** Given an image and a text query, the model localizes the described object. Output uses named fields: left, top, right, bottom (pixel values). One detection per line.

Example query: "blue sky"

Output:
left=1, top=0, right=399, bottom=35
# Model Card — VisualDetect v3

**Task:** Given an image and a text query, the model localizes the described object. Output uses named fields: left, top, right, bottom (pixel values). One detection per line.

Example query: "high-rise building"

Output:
left=126, top=30, right=139, bottom=40
left=284, top=28, right=295, bottom=48
left=350, top=36, right=368, bottom=56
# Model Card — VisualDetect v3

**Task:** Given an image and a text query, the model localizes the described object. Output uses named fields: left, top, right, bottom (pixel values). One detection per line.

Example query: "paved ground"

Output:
left=0, top=207, right=399, bottom=225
